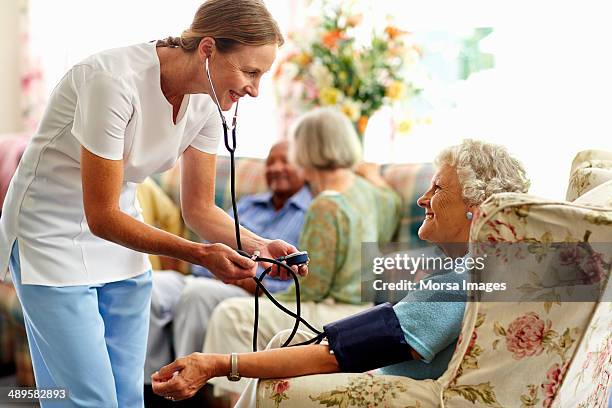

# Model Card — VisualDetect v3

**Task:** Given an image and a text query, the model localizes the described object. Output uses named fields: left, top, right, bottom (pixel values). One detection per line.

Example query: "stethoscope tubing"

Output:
left=205, top=58, right=323, bottom=351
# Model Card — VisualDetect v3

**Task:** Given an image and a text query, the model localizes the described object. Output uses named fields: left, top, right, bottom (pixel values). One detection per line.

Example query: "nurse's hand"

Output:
left=151, top=352, right=219, bottom=401
left=197, top=243, right=257, bottom=284
left=259, top=239, right=309, bottom=280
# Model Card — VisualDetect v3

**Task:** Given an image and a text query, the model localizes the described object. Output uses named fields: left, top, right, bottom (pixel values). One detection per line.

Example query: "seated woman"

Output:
left=152, top=139, right=528, bottom=403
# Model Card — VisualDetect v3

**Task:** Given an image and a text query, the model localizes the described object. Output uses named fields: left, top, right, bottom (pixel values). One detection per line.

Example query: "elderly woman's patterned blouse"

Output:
left=276, top=175, right=401, bottom=305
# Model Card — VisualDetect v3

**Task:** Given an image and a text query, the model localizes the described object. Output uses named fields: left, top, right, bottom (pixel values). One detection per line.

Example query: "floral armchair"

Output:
left=254, top=150, right=612, bottom=408
left=566, top=149, right=612, bottom=202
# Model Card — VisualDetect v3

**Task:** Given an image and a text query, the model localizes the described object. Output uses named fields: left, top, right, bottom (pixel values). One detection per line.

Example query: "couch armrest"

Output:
left=256, top=373, right=438, bottom=408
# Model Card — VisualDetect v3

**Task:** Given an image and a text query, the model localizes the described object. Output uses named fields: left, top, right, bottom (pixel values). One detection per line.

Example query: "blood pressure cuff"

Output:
left=323, top=303, right=413, bottom=373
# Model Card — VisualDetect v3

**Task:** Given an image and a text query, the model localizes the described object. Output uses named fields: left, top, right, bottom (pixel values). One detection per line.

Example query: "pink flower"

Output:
left=541, top=361, right=569, bottom=407
left=21, top=70, right=43, bottom=93
left=594, top=335, right=612, bottom=377
left=581, top=252, right=605, bottom=284
left=274, top=380, right=290, bottom=395
left=559, top=246, right=581, bottom=266
left=505, top=312, right=549, bottom=359
left=303, top=81, right=318, bottom=100
left=457, top=330, right=478, bottom=356
left=467, top=331, right=478, bottom=353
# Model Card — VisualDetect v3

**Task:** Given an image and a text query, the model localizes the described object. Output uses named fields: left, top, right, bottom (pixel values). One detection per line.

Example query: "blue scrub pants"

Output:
left=9, top=242, right=152, bottom=407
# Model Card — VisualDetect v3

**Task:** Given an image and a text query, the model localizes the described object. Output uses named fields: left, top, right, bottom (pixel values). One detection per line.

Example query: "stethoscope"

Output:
left=204, top=58, right=324, bottom=351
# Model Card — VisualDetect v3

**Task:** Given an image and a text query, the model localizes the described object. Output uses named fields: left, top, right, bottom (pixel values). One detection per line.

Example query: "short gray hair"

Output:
left=291, top=108, right=362, bottom=170
left=435, top=139, right=530, bottom=206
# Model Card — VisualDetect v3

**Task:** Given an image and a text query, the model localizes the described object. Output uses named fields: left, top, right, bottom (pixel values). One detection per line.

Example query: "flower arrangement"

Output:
left=273, top=2, right=424, bottom=138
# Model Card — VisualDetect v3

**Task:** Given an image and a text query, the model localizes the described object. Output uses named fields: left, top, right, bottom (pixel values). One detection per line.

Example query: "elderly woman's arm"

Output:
left=152, top=345, right=339, bottom=401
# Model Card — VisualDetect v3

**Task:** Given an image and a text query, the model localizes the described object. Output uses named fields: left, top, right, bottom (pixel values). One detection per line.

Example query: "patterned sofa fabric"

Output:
left=257, top=372, right=440, bottom=408
left=213, top=156, right=269, bottom=210
left=574, top=179, right=612, bottom=208
left=153, top=156, right=268, bottom=211
left=446, top=193, right=612, bottom=408
left=566, top=149, right=612, bottom=201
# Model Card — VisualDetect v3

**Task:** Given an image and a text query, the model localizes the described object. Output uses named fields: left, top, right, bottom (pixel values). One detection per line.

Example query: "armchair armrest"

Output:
left=256, top=372, right=438, bottom=408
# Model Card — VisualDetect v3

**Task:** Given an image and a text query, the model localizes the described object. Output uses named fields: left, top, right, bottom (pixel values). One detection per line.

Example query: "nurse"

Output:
left=0, top=0, right=302, bottom=406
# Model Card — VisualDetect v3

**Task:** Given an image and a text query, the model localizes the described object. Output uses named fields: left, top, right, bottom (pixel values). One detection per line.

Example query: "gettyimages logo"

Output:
left=369, top=251, right=506, bottom=294
left=372, top=252, right=485, bottom=275
left=361, top=242, right=611, bottom=303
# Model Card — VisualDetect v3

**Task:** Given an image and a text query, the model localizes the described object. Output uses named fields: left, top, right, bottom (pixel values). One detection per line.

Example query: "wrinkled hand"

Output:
left=193, top=243, right=257, bottom=284
left=151, top=353, right=217, bottom=402
left=258, top=239, right=308, bottom=280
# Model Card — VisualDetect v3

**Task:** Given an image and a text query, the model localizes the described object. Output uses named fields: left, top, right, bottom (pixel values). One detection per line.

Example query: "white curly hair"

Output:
left=435, top=139, right=530, bottom=206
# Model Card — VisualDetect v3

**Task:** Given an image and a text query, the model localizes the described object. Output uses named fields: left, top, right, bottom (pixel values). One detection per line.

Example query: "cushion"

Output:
left=573, top=179, right=612, bottom=208
left=566, top=149, right=612, bottom=201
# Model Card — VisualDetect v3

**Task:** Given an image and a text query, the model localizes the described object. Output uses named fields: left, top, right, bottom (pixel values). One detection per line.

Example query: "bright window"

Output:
left=29, top=1, right=612, bottom=199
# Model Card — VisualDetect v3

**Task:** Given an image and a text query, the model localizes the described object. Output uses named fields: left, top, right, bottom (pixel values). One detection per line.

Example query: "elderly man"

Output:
left=144, top=141, right=311, bottom=383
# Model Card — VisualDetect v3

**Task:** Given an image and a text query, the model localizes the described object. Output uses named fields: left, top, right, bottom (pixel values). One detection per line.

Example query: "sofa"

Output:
left=253, top=149, right=612, bottom=407
left=0, top=153, right=435, bottom=387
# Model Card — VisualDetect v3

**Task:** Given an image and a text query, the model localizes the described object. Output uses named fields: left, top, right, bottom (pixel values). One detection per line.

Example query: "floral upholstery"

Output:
left=566, top=149, right=612, bottom=201
left=574, top=179, right=612, bottom=208
left=444, top=192, right=611, bottom=408
left=255, top=153, right=612, bottom=408
left=257, top=373, right=440, bottom=408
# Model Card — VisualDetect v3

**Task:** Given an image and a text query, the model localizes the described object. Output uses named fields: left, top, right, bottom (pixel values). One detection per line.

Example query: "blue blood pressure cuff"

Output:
left=323, top=303, right=413, bottom=372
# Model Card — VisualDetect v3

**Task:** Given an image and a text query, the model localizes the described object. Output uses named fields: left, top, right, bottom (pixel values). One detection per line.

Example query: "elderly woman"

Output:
left=153, top=107, right=402, bottom=400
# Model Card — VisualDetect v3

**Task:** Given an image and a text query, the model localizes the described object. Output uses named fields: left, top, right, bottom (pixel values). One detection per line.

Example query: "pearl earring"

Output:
left=466, top=211, right=473, bottom=220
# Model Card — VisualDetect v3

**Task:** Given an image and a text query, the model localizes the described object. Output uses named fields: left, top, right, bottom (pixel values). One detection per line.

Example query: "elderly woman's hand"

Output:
left=151, top=353, right=222, bottom=402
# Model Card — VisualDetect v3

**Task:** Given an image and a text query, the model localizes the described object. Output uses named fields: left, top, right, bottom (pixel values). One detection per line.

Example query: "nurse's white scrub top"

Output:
left=0, top=42, right=222, bottom=286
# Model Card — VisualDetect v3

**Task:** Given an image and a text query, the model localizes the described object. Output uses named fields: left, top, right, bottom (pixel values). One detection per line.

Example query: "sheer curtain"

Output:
left=362, top=0, right=612, bottom=199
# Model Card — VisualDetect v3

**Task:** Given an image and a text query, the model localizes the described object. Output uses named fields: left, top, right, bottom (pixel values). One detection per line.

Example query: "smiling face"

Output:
left=416, top=164, right=473, bottom=244
left=265, top=142, right=304, bottom=197
left=205, top=43, right=277, bottom=111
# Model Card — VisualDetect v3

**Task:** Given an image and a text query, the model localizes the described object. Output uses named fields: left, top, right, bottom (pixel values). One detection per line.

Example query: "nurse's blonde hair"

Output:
left=156, top=0, right=284, bottom=53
